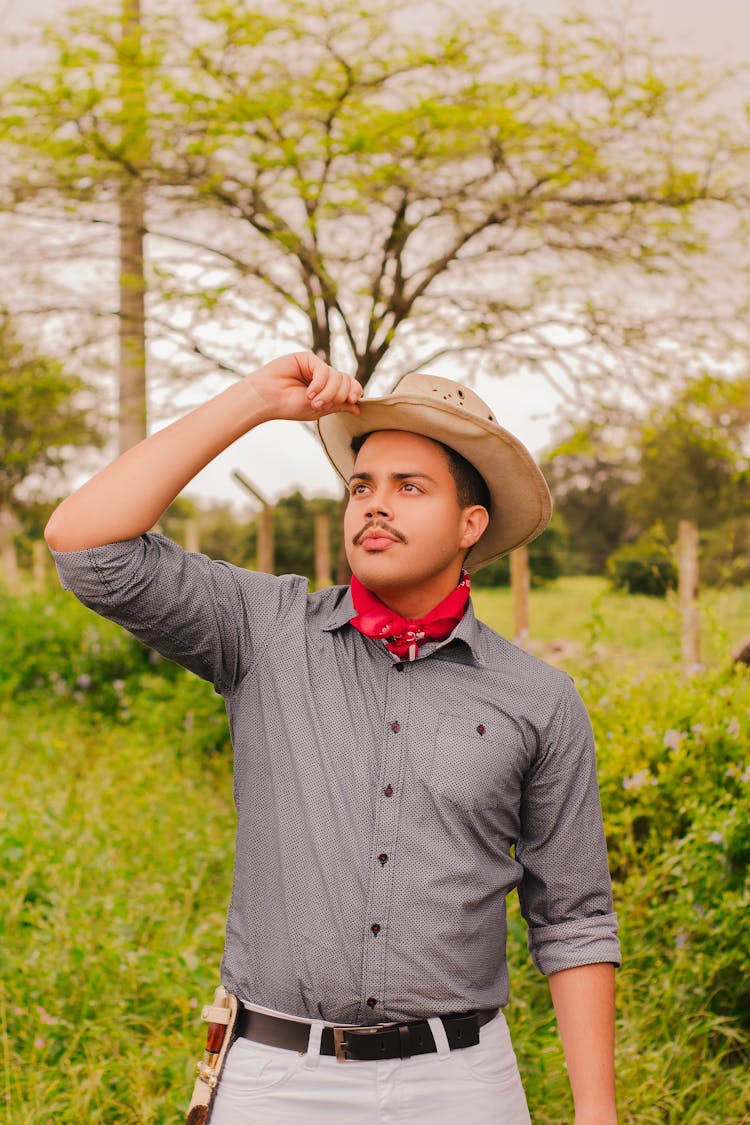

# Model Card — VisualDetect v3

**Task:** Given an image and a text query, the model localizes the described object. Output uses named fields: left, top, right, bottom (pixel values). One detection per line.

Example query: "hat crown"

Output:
left=393, top=373, right=498, bottom=425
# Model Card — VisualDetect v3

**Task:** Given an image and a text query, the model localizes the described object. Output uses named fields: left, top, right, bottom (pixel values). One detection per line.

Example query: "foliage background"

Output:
left=1, top=580, right=748, bottom=1123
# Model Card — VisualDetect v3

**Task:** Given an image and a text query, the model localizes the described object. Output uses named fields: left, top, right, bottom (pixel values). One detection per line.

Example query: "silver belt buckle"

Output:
left=332, top=1022, right=393, bottom=1063
left=332, top=1027, right=349, bottom=1063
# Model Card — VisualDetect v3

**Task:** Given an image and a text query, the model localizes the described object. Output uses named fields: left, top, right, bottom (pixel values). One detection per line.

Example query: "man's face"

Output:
left=344, top=430, right=483, bottom=600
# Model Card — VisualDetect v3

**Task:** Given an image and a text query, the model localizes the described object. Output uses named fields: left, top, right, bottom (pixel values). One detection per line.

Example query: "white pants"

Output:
left=210, top=1009, right=531, bottom=1124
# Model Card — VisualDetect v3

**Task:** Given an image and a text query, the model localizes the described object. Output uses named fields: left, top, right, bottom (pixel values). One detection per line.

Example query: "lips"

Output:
left=359, top=534, right=399, bottom=551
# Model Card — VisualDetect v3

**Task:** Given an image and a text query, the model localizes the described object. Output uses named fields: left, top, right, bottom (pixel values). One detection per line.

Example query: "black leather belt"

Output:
left=236, top=1007, right=497, bottom=1062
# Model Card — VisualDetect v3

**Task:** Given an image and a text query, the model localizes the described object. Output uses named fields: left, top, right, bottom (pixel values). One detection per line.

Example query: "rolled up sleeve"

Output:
left=50, top=533, right=301, bottom=695
left=517, top=677, right=621, bottom=974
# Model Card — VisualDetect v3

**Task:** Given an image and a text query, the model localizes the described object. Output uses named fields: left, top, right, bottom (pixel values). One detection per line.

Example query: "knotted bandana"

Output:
left=349, top=572, right=471, bottom=661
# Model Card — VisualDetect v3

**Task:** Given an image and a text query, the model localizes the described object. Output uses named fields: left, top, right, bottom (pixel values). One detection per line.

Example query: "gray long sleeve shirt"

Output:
left=52, top=533, right=620, bottom=1025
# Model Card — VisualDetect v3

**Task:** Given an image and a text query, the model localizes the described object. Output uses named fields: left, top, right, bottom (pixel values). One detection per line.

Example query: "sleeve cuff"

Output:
left=50, top=536, right=149, bottom=600
left=527, top=912, right=621, bottom=975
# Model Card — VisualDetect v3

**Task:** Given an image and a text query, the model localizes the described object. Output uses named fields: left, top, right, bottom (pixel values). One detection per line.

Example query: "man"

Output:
left=45, top=352, right=620, bottom=1125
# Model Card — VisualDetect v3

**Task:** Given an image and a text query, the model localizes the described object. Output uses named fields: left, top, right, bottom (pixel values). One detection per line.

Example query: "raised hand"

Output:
left=251, top=352, right=363, bottom=422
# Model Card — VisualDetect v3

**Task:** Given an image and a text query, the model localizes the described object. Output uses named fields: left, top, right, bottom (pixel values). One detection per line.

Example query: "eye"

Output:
left=401, top=481, right=421, bottom=493
left=350, top=482, right=369, bottom=496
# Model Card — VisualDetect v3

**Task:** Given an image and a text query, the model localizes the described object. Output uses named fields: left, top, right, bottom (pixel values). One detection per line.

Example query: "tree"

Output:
left=544, top=373, right=750, bottom=577
left=621, top=376, right=750, bottom=537
left=1, top=0, right=748, bottom=418
left=0, top=313, right=104, bottom=517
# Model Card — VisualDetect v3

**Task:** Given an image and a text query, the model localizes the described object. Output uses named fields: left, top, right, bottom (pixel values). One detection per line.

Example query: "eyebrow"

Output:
left=348, top=471, right=438, bottom=485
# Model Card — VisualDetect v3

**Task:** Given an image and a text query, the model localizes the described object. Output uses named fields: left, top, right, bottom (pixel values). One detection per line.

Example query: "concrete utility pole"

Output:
left=232, top=471, right=275, bottom=574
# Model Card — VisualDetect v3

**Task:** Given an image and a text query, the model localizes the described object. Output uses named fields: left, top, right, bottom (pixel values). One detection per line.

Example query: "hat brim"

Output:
left=318, top=394, right=552, bottom=572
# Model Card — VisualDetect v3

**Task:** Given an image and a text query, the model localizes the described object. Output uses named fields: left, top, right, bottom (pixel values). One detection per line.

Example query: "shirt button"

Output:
left=394, top=662, right=405, bottom=671
left=390, top=721, right=400, bottom=733
left=378, top=853, right=388, bottom=865
left=477, top=724, right=486, bottom=735
left=366, top=997, right=378, bottom=1009
left=371, top=923, right=381, bottom=935
left=383, top=785, right=393, bottom=797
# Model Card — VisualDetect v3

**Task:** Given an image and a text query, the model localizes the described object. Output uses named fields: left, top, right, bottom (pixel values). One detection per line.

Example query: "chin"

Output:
left=349, top=552, right=411, bottom=590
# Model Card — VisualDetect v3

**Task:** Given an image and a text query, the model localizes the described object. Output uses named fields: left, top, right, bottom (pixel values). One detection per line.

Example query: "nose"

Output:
left=364, top=488, right=393, bottom=520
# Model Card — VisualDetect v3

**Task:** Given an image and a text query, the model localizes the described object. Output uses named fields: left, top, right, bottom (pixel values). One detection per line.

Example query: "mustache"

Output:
left=352, top=520, right=408, bottom=546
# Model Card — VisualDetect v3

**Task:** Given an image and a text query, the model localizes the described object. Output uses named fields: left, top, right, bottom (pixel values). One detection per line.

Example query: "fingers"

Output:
left=303, top=354, right=363, bottom=414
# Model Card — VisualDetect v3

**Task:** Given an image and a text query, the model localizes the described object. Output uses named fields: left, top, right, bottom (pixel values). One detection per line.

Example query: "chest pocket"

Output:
left=425, top=712, right=527, bottom=812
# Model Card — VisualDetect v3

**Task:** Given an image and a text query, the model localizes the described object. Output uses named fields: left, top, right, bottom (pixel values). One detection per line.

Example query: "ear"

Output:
left=459, top=505, right=490, bottom=550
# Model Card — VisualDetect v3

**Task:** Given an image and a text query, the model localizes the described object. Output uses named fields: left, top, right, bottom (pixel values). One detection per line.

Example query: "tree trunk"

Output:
left=118, top=0, right=147, bottom=454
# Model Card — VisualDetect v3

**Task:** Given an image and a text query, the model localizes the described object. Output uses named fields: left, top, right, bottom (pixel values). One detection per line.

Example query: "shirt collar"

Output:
left=322, top=585, right=486, bottom=666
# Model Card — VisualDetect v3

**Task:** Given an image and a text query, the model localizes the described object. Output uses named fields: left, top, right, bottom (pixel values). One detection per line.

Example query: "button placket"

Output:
left=360, top=659, right=409, bottom=1018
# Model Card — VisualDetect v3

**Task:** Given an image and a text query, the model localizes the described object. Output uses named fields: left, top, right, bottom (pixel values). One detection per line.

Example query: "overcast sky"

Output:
left=3, top=0, right=748, bottom=509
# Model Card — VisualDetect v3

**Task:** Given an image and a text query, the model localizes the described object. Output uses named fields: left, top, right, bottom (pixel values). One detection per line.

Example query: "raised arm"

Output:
left=44, top=353, right=362, bottom=551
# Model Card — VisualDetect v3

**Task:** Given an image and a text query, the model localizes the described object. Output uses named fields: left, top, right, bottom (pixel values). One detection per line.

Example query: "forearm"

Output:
left=45, top=353, right=362, bottom=552
left=45, top=378, right=272, bottom=551
left=548, top=962, right=617, bottom=1125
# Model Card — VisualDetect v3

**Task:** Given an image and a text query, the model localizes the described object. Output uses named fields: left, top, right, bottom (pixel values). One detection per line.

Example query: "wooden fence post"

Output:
left=678, top=519, right=701, bottom=675
left=33, top=540, right=49, bottom=592
left=0, top=507, right=20, bottom=593
left=184, top=519, right=200, bottom=555
left=314, top=513, right=332, bottom=589
left=232, top=471, right=275, bottom=574
left=510, top=545, right=530, bottom=647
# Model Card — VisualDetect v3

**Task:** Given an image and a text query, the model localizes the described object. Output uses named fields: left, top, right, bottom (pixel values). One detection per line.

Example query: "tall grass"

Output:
left=1, top=580, right=749, bottom=1122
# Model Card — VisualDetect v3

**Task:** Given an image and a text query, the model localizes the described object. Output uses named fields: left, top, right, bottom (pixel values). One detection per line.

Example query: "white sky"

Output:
left=3, top=0, right=748, bottom=511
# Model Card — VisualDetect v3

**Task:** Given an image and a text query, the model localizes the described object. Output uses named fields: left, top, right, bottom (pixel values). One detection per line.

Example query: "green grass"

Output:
left=0, top=702, right=233, bottom=1124
left=1, top=580, right=749, bottom=1123
left=472, top=576, right=750, bottom=673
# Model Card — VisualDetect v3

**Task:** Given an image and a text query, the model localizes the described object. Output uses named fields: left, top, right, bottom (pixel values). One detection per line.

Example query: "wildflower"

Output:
left=189, top=997, right=198, bottom=1009
left=726, top=717, right=741, bottom=738
left=33, top=1037, right=46, bottom=1050
left=37, top=1006, right=58, bottom=1025
left=674, top=929, right=688, bottom=950
left=112, top=679, right=125, bottom=694
left=742, top=765, right=750, bottom=784
left=663, top=729, right=682, bottom=751
left=622, top=769, right=656, bottom=791
left=75, top=674, right=92, bottom=690
left=708, top=831, right=724, bottom=846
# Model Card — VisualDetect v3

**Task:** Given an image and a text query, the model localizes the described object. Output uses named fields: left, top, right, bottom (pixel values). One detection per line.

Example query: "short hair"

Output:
left=350, top=432, right=491, bottom=513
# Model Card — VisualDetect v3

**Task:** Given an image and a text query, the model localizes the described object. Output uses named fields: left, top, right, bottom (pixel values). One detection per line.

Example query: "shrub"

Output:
left=700, top=516, right=750, bottom=588
left=606, top=522, right=677, bottom=596
left=589, top=665, right=750, bottom=1035
left=472, top=515, right=567, bottom=588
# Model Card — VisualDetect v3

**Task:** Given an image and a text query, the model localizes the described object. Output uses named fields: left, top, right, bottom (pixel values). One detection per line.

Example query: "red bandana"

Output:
left=349, top=572, right=471, bottom=662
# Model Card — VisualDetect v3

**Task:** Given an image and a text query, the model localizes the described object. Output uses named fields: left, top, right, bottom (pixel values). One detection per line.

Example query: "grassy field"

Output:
left=472, top=576, right=750, bottom=673
left=1, top=577, right=749, bottom=1123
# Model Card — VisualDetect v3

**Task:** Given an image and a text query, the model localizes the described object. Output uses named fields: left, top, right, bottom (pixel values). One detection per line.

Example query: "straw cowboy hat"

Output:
left=317, top=372, right=552, bottom=572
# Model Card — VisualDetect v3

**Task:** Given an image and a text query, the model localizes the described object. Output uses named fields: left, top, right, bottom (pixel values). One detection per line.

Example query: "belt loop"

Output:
left=427, top=1016, right=451, bottom=1060
left=303, top=1020, right=325, bottom=1069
